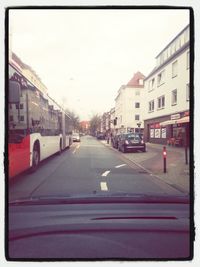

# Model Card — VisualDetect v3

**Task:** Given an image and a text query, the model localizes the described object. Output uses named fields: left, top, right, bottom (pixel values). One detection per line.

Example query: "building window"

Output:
left=172, top=61, right=178, bottom=78
left=9, top=104, right=12, bottom=109
left=148, top=100, right=154, bottom=112
left=186, top=84, right=190, bottom=101
left=148, top=80, right=151, bottom=90
left=187, top=51, right=190, bottom=69
left=168, top=46, right=171, bottom=57
left=135, top=102, right=140, bottom=108
left=171, top=42, right=175, bottom=54
left=151, top=78, right=155, bottom=89
left=135, top=114, right=140, bottom=121
left=157, top=95, right=165, bottom=109
left=9, top=115, right=13, bottom=121
left=172, top=89, right=177, bottom=105
left=20, top=116, right=24, bottom=121
left=15, top=103, right=19, bottom=109
left=184, top=27, right=189, bottom=43
left=176, top=37, right=181, bottom=50
left=135, top=90, right=140, bottom=96
left=157, top=70, right=165, bottom=86
left=139, top=79, right=143, bottom=85
left=148, top=78, right=155, bottom=91
left=160, top=54, right=164, bottom=65
left=20, top=103, right=24, bottom=109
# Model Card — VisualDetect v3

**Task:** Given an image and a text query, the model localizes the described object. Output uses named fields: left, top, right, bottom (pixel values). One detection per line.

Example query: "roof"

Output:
left=12, top=52, right=43, bottom=83
left=126, top=71, right=145, bottom=87
left=156, top=24, right=189, bottom=58
left=144, top=41, right=189, bottom=81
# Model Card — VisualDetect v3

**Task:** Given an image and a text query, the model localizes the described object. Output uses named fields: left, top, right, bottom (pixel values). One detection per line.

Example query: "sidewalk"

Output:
left=101, top=140, right=191, bottom=194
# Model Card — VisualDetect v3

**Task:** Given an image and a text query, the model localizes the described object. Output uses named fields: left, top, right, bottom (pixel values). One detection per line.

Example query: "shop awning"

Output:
left=176, top=116, right=190, bottom=124
left=160, top=120, right=178, bottom=126
left=160, top=116, right=190, bottom=126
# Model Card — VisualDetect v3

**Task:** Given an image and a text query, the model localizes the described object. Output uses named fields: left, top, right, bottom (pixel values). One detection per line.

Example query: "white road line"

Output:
left=77, top=144, right=80, bottom=149
left=100, top=182, right=108, bottom=191
left=72, top=149, right=76, bottom=154
left=101, top=170, right=110, bottom=177
left=115, top=164, right=126, bottom=168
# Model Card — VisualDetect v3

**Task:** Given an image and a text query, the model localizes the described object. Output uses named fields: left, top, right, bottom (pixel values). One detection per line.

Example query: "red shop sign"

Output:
left=155, top=123, right=160, bottom=129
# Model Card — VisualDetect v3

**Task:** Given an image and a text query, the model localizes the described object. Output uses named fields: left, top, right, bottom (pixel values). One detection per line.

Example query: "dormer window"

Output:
left=139, top=79, right=143, bottom=85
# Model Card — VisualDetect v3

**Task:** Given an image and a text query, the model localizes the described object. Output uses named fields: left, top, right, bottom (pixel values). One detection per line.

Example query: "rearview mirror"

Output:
left=9, top=81, right=21, bottom=103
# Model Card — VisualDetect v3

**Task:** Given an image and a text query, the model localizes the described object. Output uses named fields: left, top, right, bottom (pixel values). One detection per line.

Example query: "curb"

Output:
left=100, top=140, right=188, bottom=194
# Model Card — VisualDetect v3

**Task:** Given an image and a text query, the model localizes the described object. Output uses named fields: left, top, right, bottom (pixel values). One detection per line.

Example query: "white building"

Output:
left=143, top=25, right=190, bottom=146
left=100, top=111, right=110, bottom=134
left=110, top=107, right=116, bottom=132
left=114, top=71, right=145, bottom=134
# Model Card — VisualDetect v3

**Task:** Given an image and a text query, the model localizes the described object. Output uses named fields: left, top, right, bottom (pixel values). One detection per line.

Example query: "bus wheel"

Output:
left=30, top=144, right=40, bottom=172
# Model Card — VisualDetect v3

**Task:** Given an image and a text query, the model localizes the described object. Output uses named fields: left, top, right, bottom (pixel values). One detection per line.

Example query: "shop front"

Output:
left=146, top=122, right=168, bottom=145
left=144, top=111, right=189, bottom=146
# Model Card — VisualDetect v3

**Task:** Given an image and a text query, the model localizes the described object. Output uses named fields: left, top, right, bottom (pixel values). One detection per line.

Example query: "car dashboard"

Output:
left=8, top=201, right=191, bottom=260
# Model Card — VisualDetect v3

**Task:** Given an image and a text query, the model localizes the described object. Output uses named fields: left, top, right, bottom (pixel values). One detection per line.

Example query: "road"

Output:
left=9, top=135, right=183, bottom=202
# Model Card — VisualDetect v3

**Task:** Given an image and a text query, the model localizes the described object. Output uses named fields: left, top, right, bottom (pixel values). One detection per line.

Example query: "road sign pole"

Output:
left=163, top=146, right=167, bottom=173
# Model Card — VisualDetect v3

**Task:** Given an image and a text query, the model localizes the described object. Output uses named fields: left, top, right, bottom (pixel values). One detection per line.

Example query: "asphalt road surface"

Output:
left=9, top=135, right=183, bottom=202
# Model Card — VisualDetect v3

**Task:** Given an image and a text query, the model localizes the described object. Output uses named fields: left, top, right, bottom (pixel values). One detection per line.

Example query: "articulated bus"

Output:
left=8, top=61, right=73, bottom=178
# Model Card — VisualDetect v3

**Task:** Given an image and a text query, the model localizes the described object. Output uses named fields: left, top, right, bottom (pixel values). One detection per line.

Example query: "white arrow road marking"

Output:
left=77, top=144, right=80, bottom=149
left=101, top=170, right=110, bottom=177
left=100, top=182, right=108, bottom=191
left=115, top=164, right=126, bottom=168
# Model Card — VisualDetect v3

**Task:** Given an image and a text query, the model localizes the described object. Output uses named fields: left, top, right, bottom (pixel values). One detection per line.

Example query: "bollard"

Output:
left=163, top=146, right=167, bottom=173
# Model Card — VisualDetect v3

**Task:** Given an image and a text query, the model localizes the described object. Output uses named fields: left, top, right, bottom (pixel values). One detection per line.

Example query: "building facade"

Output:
left=109, top=107, right=116, bottom=133
left=79, top=121, right=90, bottom=133
left=114, top=71, right=145, bottom=134
left=101, top=111, right=111, bottom=135
left=143, top=25, right=190, bottom=146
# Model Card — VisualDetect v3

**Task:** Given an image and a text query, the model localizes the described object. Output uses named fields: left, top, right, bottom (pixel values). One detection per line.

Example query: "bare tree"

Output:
left=89, top=114, right=101, bottom=136
left=65, top=109, right=80, bottom=132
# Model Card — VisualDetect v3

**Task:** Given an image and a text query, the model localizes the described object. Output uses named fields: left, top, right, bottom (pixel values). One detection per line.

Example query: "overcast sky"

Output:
left=9, top=8, right=189, bottom=120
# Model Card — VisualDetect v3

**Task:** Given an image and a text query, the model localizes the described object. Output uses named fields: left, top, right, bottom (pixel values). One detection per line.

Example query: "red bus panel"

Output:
left=9, top=135, right=30, bottom=178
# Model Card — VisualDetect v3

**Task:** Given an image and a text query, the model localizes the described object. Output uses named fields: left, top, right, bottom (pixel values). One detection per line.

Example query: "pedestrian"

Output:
left=107, top=133, right=110, bottom=144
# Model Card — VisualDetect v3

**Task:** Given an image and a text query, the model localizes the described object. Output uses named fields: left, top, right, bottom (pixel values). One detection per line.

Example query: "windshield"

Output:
left=125, top=134, right=140, bottom=140
left=7, top=7, right=192, bottom=260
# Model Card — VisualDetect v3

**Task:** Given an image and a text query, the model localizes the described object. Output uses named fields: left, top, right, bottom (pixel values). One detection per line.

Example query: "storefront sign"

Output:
left=150, top=123, right=160, bottom=129
left=161, top=128, right=166, bottom=138
left=155, top=123, right=160, bottom=129
left=171, top=114, right=180, bottom=120
left=155, top=129, right=160, bottom=138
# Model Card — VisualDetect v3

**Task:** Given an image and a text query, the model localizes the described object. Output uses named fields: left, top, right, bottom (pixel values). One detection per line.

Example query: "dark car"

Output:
left=112, top=134, right=121, bottom=149
left=118, top=133, right=146, bottom=153
left=96, top=132, right=105, bottom=140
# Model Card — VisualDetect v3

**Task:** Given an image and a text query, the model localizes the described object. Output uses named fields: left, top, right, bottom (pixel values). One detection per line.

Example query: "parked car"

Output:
left=72, top=133, right=80, bottom=142
left=96, top=132, right=105, bottom=140
left=112, top=134, right=121, bottom=149
left=118, top=133, right=146, bottom=153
